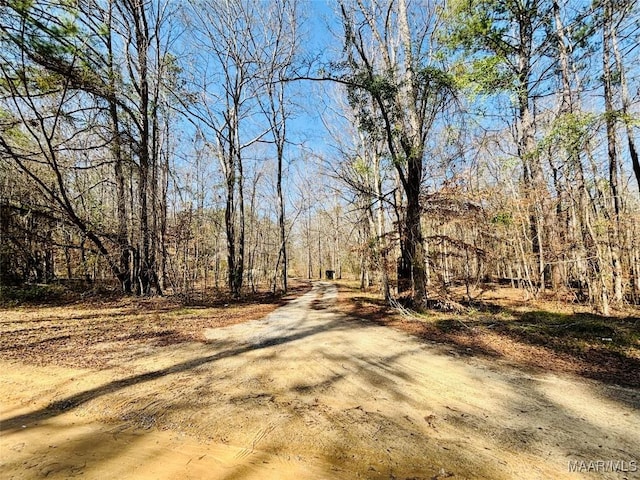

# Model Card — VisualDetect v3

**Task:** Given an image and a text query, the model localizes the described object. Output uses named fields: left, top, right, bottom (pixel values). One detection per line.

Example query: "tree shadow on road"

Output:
left=2, top=282, right=638, bottom=479
left=0, top=312, right=357, bottom=433
left=337, top=284, right=640, bottom=389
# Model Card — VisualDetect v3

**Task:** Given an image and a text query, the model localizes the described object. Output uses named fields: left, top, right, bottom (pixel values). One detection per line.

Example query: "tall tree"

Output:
left=257, top=0, right=300, bottom=294
left=0, top=0, right=128, bottom=286
left=181, top=0, right=278, bottom=297
left=547, top=0, right=610, bottom=312
left=338, top=0, right=455, bottom=306
left=446, top=0, right=555, bottom=293
left=0, top=0, right=175, bottom=294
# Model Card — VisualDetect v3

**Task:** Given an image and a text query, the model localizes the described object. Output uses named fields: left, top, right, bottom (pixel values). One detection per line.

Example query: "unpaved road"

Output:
left=1, top=283, right=639, bottom=479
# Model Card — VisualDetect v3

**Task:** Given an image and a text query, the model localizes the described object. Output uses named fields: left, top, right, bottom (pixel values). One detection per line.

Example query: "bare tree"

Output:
left=0, top=0, right=176, bottom=294
left=338, top=0, right=455, bottom=306
left=180, top=0, right=267, bottom=297
left=257, top=0, right=300, bottom=294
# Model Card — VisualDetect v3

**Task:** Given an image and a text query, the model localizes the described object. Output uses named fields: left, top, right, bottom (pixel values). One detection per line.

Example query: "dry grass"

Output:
left=0, top=281, right=311, bottom=370
left=335, top=281, right=640, bottom=388
left=3, top=278, right=638, bottom=387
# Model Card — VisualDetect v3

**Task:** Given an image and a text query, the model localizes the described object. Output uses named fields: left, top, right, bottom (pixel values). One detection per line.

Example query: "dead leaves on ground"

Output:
left=336, top=284, right=640, bottom=388
left=0, top=291, right=291, bottom=370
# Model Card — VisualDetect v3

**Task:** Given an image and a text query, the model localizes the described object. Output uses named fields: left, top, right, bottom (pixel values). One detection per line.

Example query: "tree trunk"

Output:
left=225, top=164, right=237, bottom=295
left=397, top=0, right=427, bottom=305
left=602, top=0, right=623, bottom=304
left=404, top=156, right=427, bottom=304
left=276, top=142, right=287, bottom=293
left=374, top=152, right=391, bottom=302
left=234, top=147, right=245, bottom=297
left=106, top=2, right=131, bottom=294
left=130, top=0, right=153, bottom=295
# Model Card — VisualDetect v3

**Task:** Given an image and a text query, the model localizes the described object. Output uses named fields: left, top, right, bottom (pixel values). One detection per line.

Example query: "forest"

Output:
left=1, top=0, right=639, bottom=313
left=1, top=2, right=640, bottom=479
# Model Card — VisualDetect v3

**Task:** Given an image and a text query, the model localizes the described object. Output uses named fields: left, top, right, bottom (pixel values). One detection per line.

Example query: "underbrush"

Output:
left=0, top=280, right=312, bottom=370
left=504, top=310, right=639, bottom=355
left=0, top=284, right=68, bottom=306
left=336, top=281, right=640, bottom=387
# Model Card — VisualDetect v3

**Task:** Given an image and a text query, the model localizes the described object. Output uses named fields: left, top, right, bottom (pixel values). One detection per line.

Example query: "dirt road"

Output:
left=1, top=283, right=638, bottom=479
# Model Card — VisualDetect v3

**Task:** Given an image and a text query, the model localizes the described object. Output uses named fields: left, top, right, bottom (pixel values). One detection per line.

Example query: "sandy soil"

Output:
left=1, top=283, right=638, bottom=479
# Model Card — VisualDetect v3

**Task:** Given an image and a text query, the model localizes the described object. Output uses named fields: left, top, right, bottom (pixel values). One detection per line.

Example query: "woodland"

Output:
left=2, top=2, right=640, bottom=479
left=1, top=0, right=639, bottom=316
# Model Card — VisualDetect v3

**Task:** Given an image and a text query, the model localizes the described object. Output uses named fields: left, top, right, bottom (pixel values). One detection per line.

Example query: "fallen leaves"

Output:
left=0, top=286, right=309, bottom=370
left=336, top=283, right=640, bottom=388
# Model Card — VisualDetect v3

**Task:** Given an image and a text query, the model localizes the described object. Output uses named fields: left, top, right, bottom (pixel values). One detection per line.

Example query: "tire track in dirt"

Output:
left=1, top=282, right=639, bottom=479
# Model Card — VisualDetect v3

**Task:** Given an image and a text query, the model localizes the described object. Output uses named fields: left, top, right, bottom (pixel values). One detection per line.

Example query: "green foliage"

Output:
left=345, top=70, right=396, bottom=140
left=601, top=109, right=640, bottom=127
left=6, top=0, right=35, bottom=15
left=416, top=65, right=456, bottom=94
left=32, top=68, right=64, bottom=91
left=97, top=22, right=109, bottom=37
left=352, top=156, right=371, bottom=177
left=441, top=0, right=554, bottom=101
left=541, top=112, right=597, bottom=154
left=348, top=69, right=398, bottom=105
left=345, top=63, right=455, bottom=145
left=0, top=106, right=30, bottom=146
left=454, top=56, right=514, bottom=95
left=620, top=112, right=640, bottom=128
left=3, top=0, right=103, bottom=79
left=443, top=0, right=511, bottom=56
left=162, top=53, right=186, bottom=92
left=491, top=211, right=512, bottom=226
